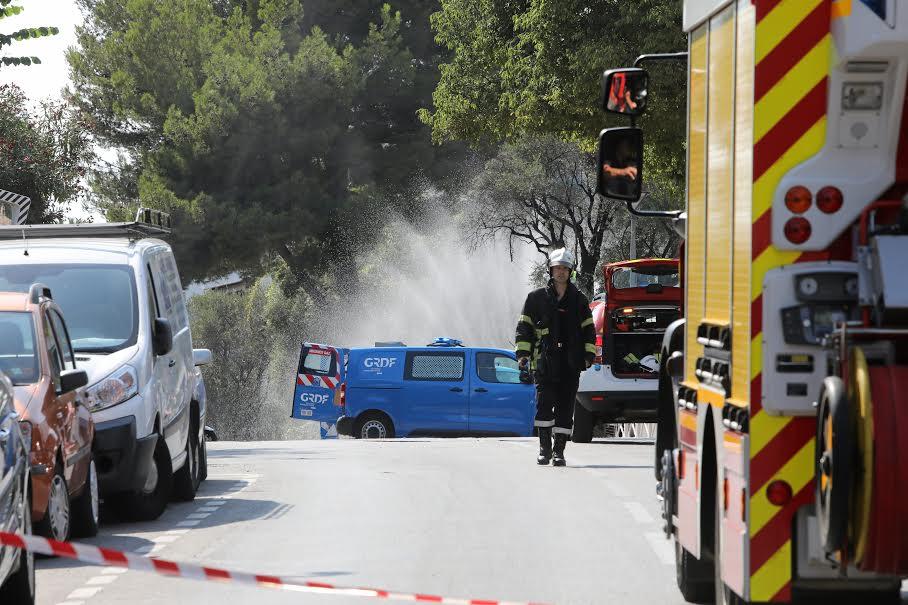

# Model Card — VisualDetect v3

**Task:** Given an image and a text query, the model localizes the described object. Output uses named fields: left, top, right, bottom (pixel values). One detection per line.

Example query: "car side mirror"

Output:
left=193, top=348, right=212, bottom=366
left=60, top=369, right=89, bottom=394
left=602, top=68, right=648, bottom=116
left=204, top=425, right=219, bottom=442
left=153, top=317, right=173, bottom=357
left=597, top=127, right=643, bottom=202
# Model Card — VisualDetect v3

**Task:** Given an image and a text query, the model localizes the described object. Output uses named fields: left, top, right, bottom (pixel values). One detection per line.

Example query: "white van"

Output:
left=0, top=210, right=209, bottom=520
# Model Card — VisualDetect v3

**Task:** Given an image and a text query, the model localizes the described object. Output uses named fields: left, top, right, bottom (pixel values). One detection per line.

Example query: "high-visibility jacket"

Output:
left=515, top=281, right=596, bottom=380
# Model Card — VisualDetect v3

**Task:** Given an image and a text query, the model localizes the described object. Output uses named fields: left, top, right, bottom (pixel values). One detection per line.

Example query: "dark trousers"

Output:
left=535, top=373, right=580, bottom=436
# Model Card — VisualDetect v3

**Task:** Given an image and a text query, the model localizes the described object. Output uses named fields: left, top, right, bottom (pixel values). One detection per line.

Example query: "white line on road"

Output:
left=85, top=575, right=119, bottom=586
left=645, top=531, right=675, bottom=566
left=177, top=520, right=201, bottom=527
left=66, top=587, right=103, bottom=599
left=624, top=501, right=656, bottom=524
left=101, top=567, right=129, bottom=575
left=186, top=513, right=211, bottom=520
left=197, top=506, right=220, bottom=512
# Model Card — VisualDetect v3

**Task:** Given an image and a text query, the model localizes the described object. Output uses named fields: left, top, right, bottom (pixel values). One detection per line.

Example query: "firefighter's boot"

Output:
left=552, top=434, right=567, bottom=467
left=537, top=428, right=552, bottom=465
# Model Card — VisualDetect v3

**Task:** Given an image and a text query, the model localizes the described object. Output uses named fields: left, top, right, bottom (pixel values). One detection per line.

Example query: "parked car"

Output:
left=191, top=352, right=212, bottom=485
left=291, top=338, right=535, bottom=438
left=0, top=285, right=96, bottom=540
left=0, top=211, right=206, bottom=521
left=0, top=370, right=34, bottom=604
left=573, top=259, right=681, bottom=442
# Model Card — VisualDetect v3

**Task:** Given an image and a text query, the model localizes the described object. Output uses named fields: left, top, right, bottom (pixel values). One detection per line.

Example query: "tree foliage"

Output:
left=69, top=0, right=468, bottom=296
left=0, top=1, right=59, bottom=67
left=0, top=84, right=93, bottom=223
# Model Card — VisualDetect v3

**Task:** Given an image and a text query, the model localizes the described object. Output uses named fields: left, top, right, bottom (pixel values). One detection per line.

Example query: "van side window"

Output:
left=49, top=310, right=76, bottom=371
left=43, top=315, right=63, bottom=391
left=405, top=352, right=464, bottom=381
left=146, top=268, right=160, bottom=335
left=476, top=353, right=520, bottom=384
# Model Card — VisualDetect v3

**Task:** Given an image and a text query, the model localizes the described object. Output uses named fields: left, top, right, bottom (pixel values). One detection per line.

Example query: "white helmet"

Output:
left=548, top=247, right=575, bottom=270
left=639, top=354, right=660, bottom=373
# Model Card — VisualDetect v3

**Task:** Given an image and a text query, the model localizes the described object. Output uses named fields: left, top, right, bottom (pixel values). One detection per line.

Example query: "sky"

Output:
left=0, top=0, right=83, bottom=102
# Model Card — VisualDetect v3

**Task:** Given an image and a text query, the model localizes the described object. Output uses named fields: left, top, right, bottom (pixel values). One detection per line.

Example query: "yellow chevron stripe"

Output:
left=752, top=118, right=828, bottom=220
left=749, top=409, right=791, bottom=460
left=754, top=37, right=831, bottom=143
left=831, top=0, right=852, bottom=19
left=750, top=438, right=814, bottom=534
left=751, top=540, right=792, bottom=602
left=751, top=247, right=801, bottom=302
left=755, top=0, right=824, bottom=63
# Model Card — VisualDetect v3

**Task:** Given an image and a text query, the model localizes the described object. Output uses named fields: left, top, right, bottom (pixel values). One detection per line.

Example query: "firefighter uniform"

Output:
left=516, top=271, right=596, bottom=465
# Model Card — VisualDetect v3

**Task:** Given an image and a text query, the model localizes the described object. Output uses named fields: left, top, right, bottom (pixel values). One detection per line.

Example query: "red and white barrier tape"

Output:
left=0, top=532, right=548, bottom=605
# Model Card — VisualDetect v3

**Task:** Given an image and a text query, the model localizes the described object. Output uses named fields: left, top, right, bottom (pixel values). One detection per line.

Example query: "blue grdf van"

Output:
left=290, top=338, right=535, bottom=439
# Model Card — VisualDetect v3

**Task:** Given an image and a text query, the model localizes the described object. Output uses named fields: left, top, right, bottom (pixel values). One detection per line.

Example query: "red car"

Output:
left=572, top=258, right=681, bottom=442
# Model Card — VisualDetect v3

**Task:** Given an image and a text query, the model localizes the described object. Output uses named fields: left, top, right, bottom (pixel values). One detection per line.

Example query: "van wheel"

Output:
left=173, top=430, right=199, bottom=502
left=198, top=436, right=208, bottom=483
left=676, top=540, right=714, bottom=604
left=70, top=458, right=100, bottom=538
left=0, top=492, right=35, bottom=604
left=355, top=414, right=394, bottom=439
left=572, top=400, right=594, bottom=443
left=35, top=461, right=70, bottom=542
left=117, top=435, right=172, bottom=521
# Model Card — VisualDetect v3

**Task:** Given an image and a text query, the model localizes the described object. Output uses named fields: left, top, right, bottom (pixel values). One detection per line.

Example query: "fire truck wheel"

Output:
left=571, top=400, right=594, bottom=443
left=815, top=376, right=853, bottom=554
left=675, top=540, right=714, bottom=604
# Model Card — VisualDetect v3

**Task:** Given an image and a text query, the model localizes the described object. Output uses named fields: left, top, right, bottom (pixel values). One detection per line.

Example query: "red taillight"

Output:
left=594, top=333, right=603, bottom=364
left=784, top=217, right=811, bottom=244
left=766, top=480, right=793, bottom=506
left=816, top=186, right=843, bottom=214
left=677, top=450, right=685, bottom=479
left=723, top=478, right=729, bottom=511
left=339, top=383, right=347, bottom=406
left=785, top=186, right=812, bottom=214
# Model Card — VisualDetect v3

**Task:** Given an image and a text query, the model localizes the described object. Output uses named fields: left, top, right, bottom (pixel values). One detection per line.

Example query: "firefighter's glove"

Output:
left=518, top=356, right=529, bottom=370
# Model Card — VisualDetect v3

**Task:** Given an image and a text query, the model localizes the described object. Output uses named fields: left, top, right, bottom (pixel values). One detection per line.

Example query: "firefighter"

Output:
left=516, top=248, right=597, bottom=466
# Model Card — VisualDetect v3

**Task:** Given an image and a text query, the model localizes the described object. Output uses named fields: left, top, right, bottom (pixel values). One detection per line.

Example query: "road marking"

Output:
left=197, top=506, right=220, bottom=512
left=645, top=531, right=675, bottom=565
left=206, top=500, right=227, bottom=506
left=624, top=501, right=656, bottom=524
left=66, top=587, right=103, bottom=599
left=85, top=575, right=119, bottom=586
left=186, top=513, right=211, bottom=520
left=101, top=566, right=129, bottom=574
left=165, top=529, right=190, bottom=535
left=155, top=535, right=181, bottom=544
left=177, top=520, right=201, bottom=527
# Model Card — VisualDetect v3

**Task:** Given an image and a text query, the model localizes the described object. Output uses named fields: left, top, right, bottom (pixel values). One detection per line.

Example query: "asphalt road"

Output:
left=32, top=438, right=907, bottom=605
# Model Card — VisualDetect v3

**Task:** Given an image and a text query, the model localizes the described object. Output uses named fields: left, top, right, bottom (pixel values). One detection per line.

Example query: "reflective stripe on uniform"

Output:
left=534, top=327, right=549, bottom=336
left=585, top=343, right=597, bottom=354
left=516, top=341, right=533, bottom=353
left=581, top=317, right=594, bottom=328
left=534, top=420, right=556, bottom=428
left=518, top=314, right=534, bottom=326
left=624, top=353, right=639, bottom=363
left=553, top=427, right=573, bottom=435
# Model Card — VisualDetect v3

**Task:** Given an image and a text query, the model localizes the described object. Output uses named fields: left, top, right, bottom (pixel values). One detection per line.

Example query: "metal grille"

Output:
left=410, top=355, right=463, bottom=380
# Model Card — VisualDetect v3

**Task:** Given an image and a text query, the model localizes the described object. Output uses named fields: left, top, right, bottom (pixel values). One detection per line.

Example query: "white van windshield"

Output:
left=0, top=264, right=139, bottom=353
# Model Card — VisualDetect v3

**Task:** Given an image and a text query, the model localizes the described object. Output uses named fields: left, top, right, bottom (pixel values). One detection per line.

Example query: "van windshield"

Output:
left=0, top=264, right=139, bottom=353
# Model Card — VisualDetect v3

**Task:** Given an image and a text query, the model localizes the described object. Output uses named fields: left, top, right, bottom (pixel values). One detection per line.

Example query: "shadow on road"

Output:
left=36, top=534, right=156, bottom=570
left=569, top=464, right=652, bottom=469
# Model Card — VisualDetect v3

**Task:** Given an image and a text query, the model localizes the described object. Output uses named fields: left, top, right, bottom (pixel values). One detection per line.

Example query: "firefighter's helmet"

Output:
left=548, top=248, right=575, bottom=270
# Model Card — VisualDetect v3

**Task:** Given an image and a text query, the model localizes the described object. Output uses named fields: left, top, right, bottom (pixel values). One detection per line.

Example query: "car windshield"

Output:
left=0, top=311, right=39, bottom=385
left=611, top=265, right=679, bottom=290
left=0, top=264, right=139, bottom=353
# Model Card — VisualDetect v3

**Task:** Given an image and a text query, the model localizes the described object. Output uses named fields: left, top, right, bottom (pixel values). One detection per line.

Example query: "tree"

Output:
left=467, top=135, right=622, bottom=297
left=0, top=1, right=59, bottom=68
left=0, top=84, right=93, bottom=223
left=420, top=0, right=687, bottom=202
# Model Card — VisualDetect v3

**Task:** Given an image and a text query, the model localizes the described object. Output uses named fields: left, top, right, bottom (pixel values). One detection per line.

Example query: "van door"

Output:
left=402, top=350, right=468, bottom=433
left=469, top=351, right=534, bottom=435
left=291, top=343, right=345, bottom=438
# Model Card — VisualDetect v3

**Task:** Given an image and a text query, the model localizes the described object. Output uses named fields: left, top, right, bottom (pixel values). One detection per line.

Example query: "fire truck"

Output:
left=597, top=1, right=907, bottom=603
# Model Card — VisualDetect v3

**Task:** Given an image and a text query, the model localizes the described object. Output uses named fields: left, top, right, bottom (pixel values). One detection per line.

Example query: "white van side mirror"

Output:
left=193, top=349, right=212, bottom=366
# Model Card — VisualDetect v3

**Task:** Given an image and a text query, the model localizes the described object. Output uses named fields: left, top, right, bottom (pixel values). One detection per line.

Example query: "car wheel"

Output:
left=198, top=435, right=208, bottom=483
left=116, top=435, right=172, bottom=521
left=571, top=399, right=594, bottom=443
left=70, top=457, right=100, bottom=538
left=173, top=430, right=199, bottom=502
left=0, top=490, right=35, bottom=604
left=355, top=414, right=394, bottom=439
left=35, top=461, right=70, bottom=542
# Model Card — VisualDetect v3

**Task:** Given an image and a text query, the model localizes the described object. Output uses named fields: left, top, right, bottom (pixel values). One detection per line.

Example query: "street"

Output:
left=35, top=438, right=682, bottom=605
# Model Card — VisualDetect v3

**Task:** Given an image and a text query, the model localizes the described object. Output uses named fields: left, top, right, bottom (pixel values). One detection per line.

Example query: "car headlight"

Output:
left=86, top=365, right=138, bottom=412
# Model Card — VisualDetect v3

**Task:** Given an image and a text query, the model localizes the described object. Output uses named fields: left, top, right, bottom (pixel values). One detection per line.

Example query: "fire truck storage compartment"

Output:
left=610, top=332, right=664, bottom=377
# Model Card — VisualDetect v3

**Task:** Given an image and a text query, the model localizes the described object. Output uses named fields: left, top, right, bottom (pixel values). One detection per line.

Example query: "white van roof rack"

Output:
left=0, top=207, right=172, bottom=241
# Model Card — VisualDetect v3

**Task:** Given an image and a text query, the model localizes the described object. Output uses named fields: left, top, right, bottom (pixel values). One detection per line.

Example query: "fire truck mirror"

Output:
left=597, top=127, right=643, bottom=202
left=601, top=68, right=648, bottom=116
